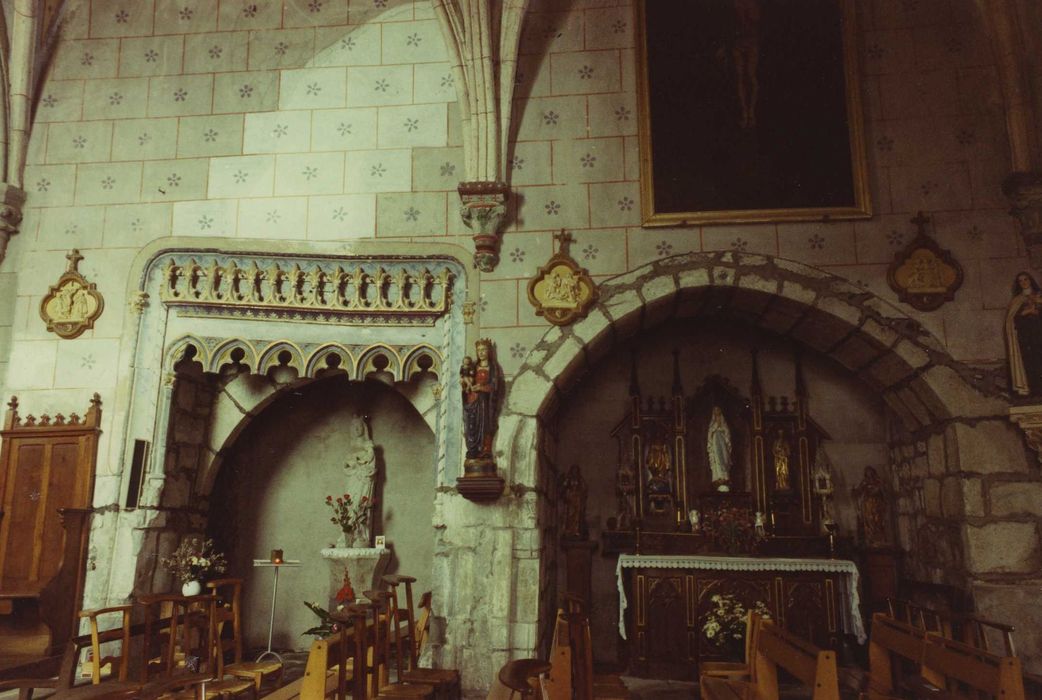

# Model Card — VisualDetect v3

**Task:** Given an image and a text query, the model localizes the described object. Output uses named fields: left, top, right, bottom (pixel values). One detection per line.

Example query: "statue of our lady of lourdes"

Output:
left=706, top=406, right=732, bottom=492
left=341, top=414, right=377, bottom=548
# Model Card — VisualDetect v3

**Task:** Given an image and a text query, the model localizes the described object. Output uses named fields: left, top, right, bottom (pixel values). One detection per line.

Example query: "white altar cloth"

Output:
left=615, top=554, right=865, bottom=644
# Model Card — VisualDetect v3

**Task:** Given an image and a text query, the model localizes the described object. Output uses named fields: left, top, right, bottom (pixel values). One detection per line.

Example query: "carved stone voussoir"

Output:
left=1009, top=403, right=1042, bottom=467
left=458, top=181, right=510, bottom=273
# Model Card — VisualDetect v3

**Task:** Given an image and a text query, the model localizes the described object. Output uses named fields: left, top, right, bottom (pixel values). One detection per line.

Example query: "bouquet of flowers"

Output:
left=703, top=594, right=771, bottom=656
left=703, top=506, right=760, bottom=555
left=161, top=537, right=227, bottom=584
left=325, top=493, right=374, bottom=535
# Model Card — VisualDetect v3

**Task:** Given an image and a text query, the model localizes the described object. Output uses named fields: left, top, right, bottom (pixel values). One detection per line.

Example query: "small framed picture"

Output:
left=374, top=535, right=386, bottom=549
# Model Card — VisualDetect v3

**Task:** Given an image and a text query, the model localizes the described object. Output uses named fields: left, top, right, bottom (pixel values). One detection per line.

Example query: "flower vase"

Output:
left=181, top=579, right=202, bottom=596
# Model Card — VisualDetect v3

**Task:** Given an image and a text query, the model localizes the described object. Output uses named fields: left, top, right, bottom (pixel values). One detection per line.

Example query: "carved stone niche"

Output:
left=1009, top=404, right=1042, bottom=467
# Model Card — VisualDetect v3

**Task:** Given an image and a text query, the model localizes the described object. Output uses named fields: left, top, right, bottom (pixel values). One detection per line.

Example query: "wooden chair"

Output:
left=80, top=605, right=134, bottom=686
left=496, top=659, right=552, bottom=699
left=207, top=578, right=284, bottom=691
left=383, top=575, right=461, bottom=700
left=153, top=595, right=256, bottom=700
left=261, top=609, right=363, bottom=700
left=362, top=590, right=435, bottom=699
left=541, top=606, right=630, bottom=700
left=700, top=620, right=840, bottom=700
left=700, top=611, right=763, bottom=683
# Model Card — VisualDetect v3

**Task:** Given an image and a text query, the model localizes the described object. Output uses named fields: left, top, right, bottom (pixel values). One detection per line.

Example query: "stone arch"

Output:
left=257, top=341, right=307, bottom=380
left=492, top=252, right=1017, bottom=663
left=504, top=252, right=1006, bottom=456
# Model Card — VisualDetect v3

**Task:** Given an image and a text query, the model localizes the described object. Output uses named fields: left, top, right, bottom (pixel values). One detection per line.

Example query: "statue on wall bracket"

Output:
left=527, top=230, right=598, bottom=326
left=456, top=338, right=505, bottom=502
left=887, top=212, right=963, bottom=312
left=40, top=249, right=104, bottom=339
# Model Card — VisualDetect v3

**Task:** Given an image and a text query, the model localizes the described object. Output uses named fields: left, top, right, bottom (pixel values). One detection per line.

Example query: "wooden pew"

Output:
left=919, top=632, right=1025, bottom=700
left=864, top=613, right=941, bottom=700
left=540, top=608, right=630, bottom=700
left=700, top=620, right=839, bottom=700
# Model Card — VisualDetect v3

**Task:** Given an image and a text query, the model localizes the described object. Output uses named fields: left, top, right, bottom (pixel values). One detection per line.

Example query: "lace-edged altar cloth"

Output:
left=615, top=554, right=866, bottom=644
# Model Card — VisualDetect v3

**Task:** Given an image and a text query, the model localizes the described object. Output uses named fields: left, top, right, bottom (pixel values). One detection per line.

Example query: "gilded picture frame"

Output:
left=635, top=0, right=871, bottom=226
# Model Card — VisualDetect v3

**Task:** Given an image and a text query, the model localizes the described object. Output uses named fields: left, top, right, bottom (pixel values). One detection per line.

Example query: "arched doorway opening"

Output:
left=206, top=373, right=436, bottom=650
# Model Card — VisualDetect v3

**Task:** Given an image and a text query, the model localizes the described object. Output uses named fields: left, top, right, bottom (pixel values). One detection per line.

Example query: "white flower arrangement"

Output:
left=704, top=594, right=771, bottom=649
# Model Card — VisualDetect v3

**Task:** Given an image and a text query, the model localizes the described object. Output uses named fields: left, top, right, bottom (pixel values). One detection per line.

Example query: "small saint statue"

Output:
left=772, top=430, right=791, bottom=491
left=342, top=415, right=376, bottom=547
left=688, top=509, right=700, bottom=532
left=852, top=466, right=890, bottom=549
left=1006, top=271, right=1042, bottom=396
left=706, top=406, right=732, bottom=492
left=560, top=464, right=588, bottom=539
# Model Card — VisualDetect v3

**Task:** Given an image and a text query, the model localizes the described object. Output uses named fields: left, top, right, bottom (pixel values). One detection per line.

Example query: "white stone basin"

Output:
left=320, top=547, right=391, bottom=602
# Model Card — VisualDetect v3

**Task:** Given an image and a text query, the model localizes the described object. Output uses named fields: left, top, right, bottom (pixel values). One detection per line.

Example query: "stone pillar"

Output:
left=458, top=181, right=508, bottom=273
left=1003, top=172, right=1042, bottom=269
left=0, top=183, right=26, bottom=265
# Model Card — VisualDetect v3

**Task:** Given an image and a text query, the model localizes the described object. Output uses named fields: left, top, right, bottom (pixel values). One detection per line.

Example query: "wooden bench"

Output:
left=700, top=620, right=839, bottom=700
left=918, top=632, right=1025, bottom=700
left=864, top=612, right=939, bottom=700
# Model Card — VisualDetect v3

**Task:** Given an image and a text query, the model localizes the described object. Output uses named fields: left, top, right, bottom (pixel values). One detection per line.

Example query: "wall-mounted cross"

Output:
left=910, top=211, right=931, bottom=238
left=65, top=248, right=84, bottom=273
left=554, top=229, right=574, bottom=255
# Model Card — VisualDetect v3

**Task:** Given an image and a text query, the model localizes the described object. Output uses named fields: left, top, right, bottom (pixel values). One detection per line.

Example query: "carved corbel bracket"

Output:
left=458, top=181, right=509, bottom=272
left=0, top=184, right=27, bottom=266
left=1003, top=171, right=1042, bottom=270
left=1010, top=403, right=1042, bottom=467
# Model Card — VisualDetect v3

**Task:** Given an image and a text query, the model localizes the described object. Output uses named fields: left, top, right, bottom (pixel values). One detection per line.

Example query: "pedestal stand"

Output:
left=320, top=547, right=391, bottom=604
left=251, top=558, right=301, bottom=663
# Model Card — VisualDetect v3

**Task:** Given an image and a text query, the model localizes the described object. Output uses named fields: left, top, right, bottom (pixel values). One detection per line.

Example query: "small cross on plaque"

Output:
left=910, top=211, right=931, bottom=237
left=65, top=249, right=84, bottom=273
left=553, top=229, right=574, bottom=255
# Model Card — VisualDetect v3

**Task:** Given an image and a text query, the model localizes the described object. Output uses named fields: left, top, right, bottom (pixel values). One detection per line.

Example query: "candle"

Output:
left=271, top=549, right=283, bottom=564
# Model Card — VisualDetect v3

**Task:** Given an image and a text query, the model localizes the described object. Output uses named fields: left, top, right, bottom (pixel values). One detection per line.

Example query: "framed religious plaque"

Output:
left=40, top=250, right=104, bottom=339
left=887, top=212, right=963, bottom=311
left=634, top=0, right=871, bottom=225
left=527, top=231, right=598, bottom=326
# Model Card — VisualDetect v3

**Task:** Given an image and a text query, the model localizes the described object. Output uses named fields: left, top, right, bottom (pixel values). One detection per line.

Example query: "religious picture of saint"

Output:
left=852, top=466, right=890, bottom=549
left=1006, top=271, right=1042, bottom=396
left=772, top=429, right=790, bottom=491
left=461, top=339, right=501, bottom=468
left=645, top=440, right=672, bottom=496
left=707, top=406, right=732, bottom=492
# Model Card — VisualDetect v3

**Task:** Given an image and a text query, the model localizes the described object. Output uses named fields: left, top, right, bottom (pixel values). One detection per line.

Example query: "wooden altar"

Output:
left=617, top=554, right=864, bottom=680
left=583, top=350, right=863, bottom=679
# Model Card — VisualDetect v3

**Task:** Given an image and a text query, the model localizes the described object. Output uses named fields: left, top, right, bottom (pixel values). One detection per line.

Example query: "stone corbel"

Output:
left=0, top=184, right=26, bottom=265
left=1003, top=172, right=1042, bottom=269
left=1009, top=403, right=1042, bottom=467
left=459, top=181, right=509, bottom=272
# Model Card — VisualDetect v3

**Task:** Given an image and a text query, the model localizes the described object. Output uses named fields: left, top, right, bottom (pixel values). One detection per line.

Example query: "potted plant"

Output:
left=161, top=537, right=228, bottom=596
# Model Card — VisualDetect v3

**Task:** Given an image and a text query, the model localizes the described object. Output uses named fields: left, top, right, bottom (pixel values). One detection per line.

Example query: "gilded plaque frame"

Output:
left=634, top=0, right=871, bottom=226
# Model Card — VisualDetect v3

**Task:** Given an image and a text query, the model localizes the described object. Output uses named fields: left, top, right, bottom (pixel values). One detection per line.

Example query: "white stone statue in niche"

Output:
left=706, top=406, right=733, bottom=492
left=341, top=414, right=376, bottom=547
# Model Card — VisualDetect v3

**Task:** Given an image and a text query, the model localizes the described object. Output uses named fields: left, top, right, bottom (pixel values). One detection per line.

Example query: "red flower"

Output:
left=326, top=495, right=332, bottom=502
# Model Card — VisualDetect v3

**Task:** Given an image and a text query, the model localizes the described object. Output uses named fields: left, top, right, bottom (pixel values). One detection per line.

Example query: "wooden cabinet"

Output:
left=622, top=560, right=852, bottom=680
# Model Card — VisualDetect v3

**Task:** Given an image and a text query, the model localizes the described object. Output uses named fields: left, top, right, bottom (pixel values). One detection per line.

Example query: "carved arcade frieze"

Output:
left=157, top=256, right=456, bottom=326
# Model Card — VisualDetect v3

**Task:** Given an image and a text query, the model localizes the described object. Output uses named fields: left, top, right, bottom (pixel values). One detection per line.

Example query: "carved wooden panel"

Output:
left=0, top=395, right=100, bottom=594
left=624, top=566, right=842, bottom=680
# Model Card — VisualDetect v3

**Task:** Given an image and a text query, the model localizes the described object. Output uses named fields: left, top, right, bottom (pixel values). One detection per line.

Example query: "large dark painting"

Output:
left=636, top=0, right=871, bottom=225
